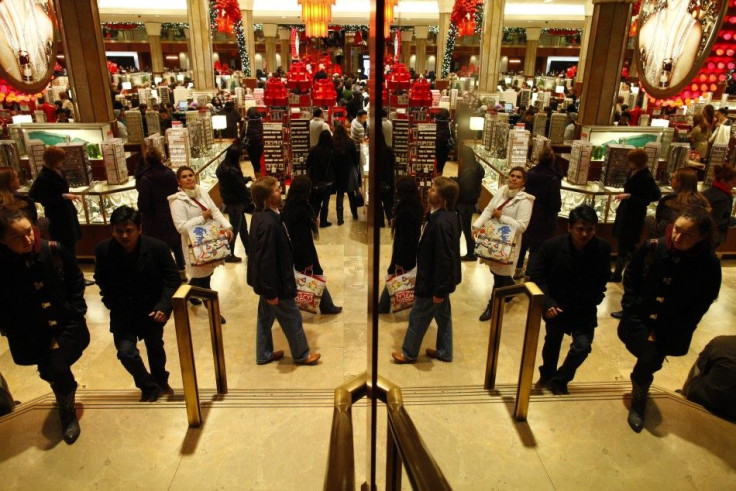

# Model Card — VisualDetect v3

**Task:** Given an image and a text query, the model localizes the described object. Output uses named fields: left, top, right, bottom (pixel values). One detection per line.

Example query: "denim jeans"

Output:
left=113, top=325, right=168, bottom=389
left=540, top=322, right=595, bottom=383
left=256, top=296, right=311, bottom=363
left=401, top=295, right=453, bottom=360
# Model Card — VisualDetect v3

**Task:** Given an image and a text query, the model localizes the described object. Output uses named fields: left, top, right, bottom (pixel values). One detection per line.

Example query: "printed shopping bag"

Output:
left=186, top=220, right=231, bottom=266
left=385, top=267, right=417, bottom=313
left=294, top=269, right=327, bottom=313
left=474, top=220, right=517, bottom=264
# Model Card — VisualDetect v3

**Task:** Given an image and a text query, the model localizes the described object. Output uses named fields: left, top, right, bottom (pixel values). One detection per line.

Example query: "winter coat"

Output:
left=529, top=234, right=611, bottom=331
left=333, top=142, right=360, bottom=194
left=282, top=200, right=323, bottom=274
left=435, top=117, right=452, bottom=154
left=307, top=145, right=336, bottom=190
left=28, top=166, right=81, bottom=248
left=216, top=160, right=252, bottom=206
left=245, top=115, right=264, bottom=147
left=247, top=209, right=297, bottom=299
left=682, top=335, right=736, bottom=420
left=654, top=192, right=711, bottom=237
left=620, top=232, right=721, bottom=356
left=0, top=237, right=88, bottom=365
left=612, top=168, right=661, bottom=247
left=388, top=201, right=423, bottom=275
left=456, top=147, right=484, bottom=206
left=168, top=186, right=232, bottom=278
left=415, top=208, right=462, bottom=298
left=222, top=109, right=241, bottom=139
left=474, top=187, right=535, bottom=276
left=523, top=164, right=562, bottom=248
left=703, top=183, right=736, bottom=246
left=94, top=236, right=181, bottom=336
left=136, top=164, right=180, bottom=248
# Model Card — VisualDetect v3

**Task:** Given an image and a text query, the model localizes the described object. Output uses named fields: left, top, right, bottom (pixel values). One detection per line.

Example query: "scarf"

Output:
left=503, top=186, right=520, bottom=199
left=712, top=180, right=733, bottom=197
left=184, top=188, right=198, bottom=199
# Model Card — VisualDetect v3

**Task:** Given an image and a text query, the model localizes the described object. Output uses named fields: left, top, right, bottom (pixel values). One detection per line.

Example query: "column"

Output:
left=278, top=28, right=291, bottom=71
left=186, top=0, right=215, bottom=90
left=414, top=26, right=428, bottom=75
left=436, top=0, right=453, bottom=78
left=146, top=22, right=164, bottom=73
left=401, top=34, right=412, bottom=67
left=577, top=0, right=635, bottom=126
left=55, top=0, right=113, bottom=123
left=524, top=28, right=541, bottom=77
left=478, top=0, right=506, bottom=92
left=345, top=31, right=355, bottom=75
left=576, top=0, right=594, bottom=86
left=263, top=24, right=278, bottom=75
left=241, top=0, right=255, bottom=76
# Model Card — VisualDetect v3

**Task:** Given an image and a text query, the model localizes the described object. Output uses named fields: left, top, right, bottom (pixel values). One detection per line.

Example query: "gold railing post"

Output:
left=514, top=283, right=545, bottom=421
left=172, top=285, right=201, bottom=427
left=205, top=297, right=228, bottom=395
left=484, top=289, right=506, bottom=390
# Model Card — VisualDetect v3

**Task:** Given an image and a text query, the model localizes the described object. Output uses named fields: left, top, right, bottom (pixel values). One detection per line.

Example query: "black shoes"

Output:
left=225, top=255, right=243, bottom=263
left=54, top=387, right=80, bottom=445
left=140, top=385, right=163, bottom=403
left=611, top=310, right=623, bottom=319
left=549, top=379, right=569, bottom=395
left=479, top=305, right=493, bottom=322
left=321, top=306, right=343, bottom=315
left=189, top=297, right=202, bottom=306
left=609, top=273, right=622, bottom=283
left=319, top=221, right=333, bottom=228
left=461, top=253, right=477, bottom=261
left=84, top=279, right=95, bottom=286
left=628, top=379, right=649, bottom=433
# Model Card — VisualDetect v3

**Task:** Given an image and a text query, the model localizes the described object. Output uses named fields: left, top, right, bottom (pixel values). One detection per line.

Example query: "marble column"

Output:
left=576, top=0, right=594, bottom=85
left=146, top=22, right=164, bottom=73
left=263, top=24, right=278, bottom=75
left=186, top=0, right=215, bottom=90
left=278, top=28, right=291, bottom=71
left=401, top=36, right=412, bottom=67
left=241, top=3, right=256, bottom=76
left=478, top=0, right=506, bottom=91
left=345, top=32, right=355, bottom=75
left=436, top=0, right=453, bottom=79
left=55, top=0, right=113, bottom=123
left=414, top=26, right=428, bottom=75
left=577, top=0, right=635, bottom=126
left=524, top=28, right=541, bottom=77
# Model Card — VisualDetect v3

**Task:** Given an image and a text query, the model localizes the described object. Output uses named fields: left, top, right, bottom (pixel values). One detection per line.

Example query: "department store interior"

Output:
left=1, top=0, right=736, bottom=488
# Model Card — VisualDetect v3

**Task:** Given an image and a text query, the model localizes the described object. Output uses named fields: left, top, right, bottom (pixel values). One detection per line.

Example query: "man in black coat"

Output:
left=682, top=335, right=736, bottom=421
left=393, top=177, right=461, bottom=363
left=0, top=208, right=89, bottom=444
left=247, top=177, right=320, bottom=366
left=95, top=206, right=181, bottom=402
left=456, top=145, right=485, bottom=261
left=529, top=205, right=611, bottom=395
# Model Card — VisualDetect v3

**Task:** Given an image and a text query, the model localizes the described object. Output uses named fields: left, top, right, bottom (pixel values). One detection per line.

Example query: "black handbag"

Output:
left=353, top=188, right=365, bottom=207
left=312, top=151, right=334, bottom=194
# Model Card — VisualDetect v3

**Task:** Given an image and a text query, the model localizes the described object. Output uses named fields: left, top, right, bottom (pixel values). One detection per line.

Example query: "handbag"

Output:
left=353, top=188, right=365, bottom=207
left=312, top=151, right=334, bottom=194
left=186, top=197, right=230, bottom=266
left=294, top=268, right=327, bottom=313
left=385, top=267, right=417, bottom=313
left=474, top=219, right=518, bottom=264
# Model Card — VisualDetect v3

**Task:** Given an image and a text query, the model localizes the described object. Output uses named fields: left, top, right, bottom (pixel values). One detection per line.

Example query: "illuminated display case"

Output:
left=580, top=125, right=674, bottom=162
left=8, top=122, right=113, bottom=160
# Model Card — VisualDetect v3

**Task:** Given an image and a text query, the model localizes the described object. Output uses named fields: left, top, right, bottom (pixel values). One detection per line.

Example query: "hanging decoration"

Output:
left=291, top=28, right=300, bottom=59
left=384, top=0, right=400, bottom=38
left=395, top=29, right=401, bottom=59
left=208, top=0, right=251, bottom=76
left=442, top=0, right=482, bottom=78
left=297, top=0, right=336, bottom=38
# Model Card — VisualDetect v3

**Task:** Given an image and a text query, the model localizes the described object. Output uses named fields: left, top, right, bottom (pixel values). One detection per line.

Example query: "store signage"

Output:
left=0, top=0, right=58, bottom=93
left=635, top=0, right=728, bottom=98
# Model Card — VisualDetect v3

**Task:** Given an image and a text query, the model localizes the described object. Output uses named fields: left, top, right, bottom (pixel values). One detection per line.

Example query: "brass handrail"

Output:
left=324, top=373, right=451, bottom=490
left=171, top=284, right=227, bottom=428
left=484, top=282, right=545, bottom=421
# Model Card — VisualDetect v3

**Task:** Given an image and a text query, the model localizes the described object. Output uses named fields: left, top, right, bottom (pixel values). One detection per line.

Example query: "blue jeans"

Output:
left=256, top=296, right=311, bottom=364
left=401, top=295, right=453, bottom=361
left=540, top=322, right=594, bottom=383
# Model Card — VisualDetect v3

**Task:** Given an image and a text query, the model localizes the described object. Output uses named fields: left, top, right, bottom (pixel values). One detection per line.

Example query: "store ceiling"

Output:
left=97, top=0, right=587, bottom=28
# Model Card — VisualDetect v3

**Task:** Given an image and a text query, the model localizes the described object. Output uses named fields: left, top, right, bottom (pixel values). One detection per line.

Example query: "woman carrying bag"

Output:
left=168, top=166, right=233, bottom=324
left=473, top=166, right=534, bottom=321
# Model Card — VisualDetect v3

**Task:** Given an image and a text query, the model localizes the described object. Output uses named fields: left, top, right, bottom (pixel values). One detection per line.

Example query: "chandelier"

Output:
left=384, top=0, right=399, bottom=38
left=298, top=0, right=335, bottom=38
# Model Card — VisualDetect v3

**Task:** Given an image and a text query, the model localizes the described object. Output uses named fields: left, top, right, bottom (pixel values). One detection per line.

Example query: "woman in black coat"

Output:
left=332, top=124, right=360, bottom=224
left=610, top=149, right=661, bottom=282
left=378, top=176, right=424, bottom=313
left=702, top=163, right=736, bottom=246
left=282, top=175, right=342, bottom=315
left=136, top=148, right=184, bottom=274
left=28, top=146, right=82, bottom=256
left=245, top=107, right=264, bottom=175
left=307, top=130, right=337, bottom=227
left=216, top=144, right=253, bottom=261
left=434, top=108, right=453, bottom=176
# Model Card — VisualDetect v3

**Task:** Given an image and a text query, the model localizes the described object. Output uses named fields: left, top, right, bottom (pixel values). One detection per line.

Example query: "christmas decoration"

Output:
left=297, top=0, right=336, bottom=38
left=208, top=0, right=251, bottom=76
left=442, top=0, right=483, bottom=77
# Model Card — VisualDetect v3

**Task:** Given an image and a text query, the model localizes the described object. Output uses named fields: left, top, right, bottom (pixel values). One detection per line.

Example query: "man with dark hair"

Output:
left=351, top=109, right=368, bottom=150
left=247, top=177, right=321, bottom=365
left=393, top=177, right=461, bottom=363
left=529, top=204, right=611, bottom=395
left=309, top=107, right=330, bottom=149
left=94, top=205, right=181, bottom=402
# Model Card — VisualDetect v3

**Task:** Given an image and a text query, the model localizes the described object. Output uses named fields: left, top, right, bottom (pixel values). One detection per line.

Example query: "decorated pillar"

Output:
left=414, top=26, right=428, bottom=75
left=578, top=0, right=635, bottom=126
left=401, top=33, right=412, bottom=67
left=56, top=0, right=113, bottom=123
left=524, top=28, right=541, bottom=77
left=146, top=22, right=164, bottom=73
left=478, top=0, right=506, bottom=91
left=186, top=0, right=215, bottom=90
left=278, top=28, right=291, bottom=71
left=345, top=31, right=355, bottom=75
left=436, top=0, right=453, bottom=79
left=576, top=0, right=594, bottom=85
left=263, top=23, right=278, bottom=75
left=241, top=1, right=256, bottom=77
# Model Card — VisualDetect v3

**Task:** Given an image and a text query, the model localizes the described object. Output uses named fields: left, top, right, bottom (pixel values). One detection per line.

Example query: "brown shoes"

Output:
left=257, top=350, right=284, bottom=365
left=391, top=351, right=415, bottom=364
left=425, top=348, right=452, bottom=362
left=296, top=353, right=321, bottom=365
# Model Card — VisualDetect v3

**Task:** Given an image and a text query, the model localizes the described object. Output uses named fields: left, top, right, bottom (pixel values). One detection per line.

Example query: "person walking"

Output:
left=216, top=144, right=253, bottom=262
left=307, top=130, right=337, bottom=228
left=435, top=109, right=453, bottom=176
left=309, top=107, right=331, bottom=149
left=456, top=145, right=484, bottom=261
left=245, top=107, right=264, bottom=176
left=332, top=124, right=361, bottom=224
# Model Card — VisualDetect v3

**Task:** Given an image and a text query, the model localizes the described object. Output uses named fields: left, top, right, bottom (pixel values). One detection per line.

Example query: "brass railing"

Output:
left=484, top=282, right=545, bottom=421
left=324, top=373, right=451, bottom=491
left=171, top=284, right=227, bottom=427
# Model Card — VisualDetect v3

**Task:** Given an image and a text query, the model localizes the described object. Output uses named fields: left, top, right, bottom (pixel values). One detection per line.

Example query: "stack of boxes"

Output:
left=56, top=142, right=92, bottom=187
left=101, top=138, right=128, bottom=185
left=166, top=128, right=191, bottom=169
left=507, top=128, right=530, bottom=167
left=567, top=140, right=594, bottom=185
left=124, top=110, right=144, bottom=144
left=602, top=144, right=635, bottom=188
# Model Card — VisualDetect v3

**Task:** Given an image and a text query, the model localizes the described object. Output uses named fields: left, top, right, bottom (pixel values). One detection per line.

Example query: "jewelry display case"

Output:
left=8, top=122, right=113, bottom=159
left=580, top=125, right=674, bottom=162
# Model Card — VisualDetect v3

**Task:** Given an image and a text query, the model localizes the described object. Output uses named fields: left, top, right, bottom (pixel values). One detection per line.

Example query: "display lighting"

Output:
left=297, top=0, right=335, bottom=38
left=384, top=0, right=400, bottom=38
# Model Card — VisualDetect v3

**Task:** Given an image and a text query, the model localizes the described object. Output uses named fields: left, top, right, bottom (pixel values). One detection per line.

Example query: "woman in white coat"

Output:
left=168, top=166, right=233, bottom=323
left=473, top=166, right=534, bottom=321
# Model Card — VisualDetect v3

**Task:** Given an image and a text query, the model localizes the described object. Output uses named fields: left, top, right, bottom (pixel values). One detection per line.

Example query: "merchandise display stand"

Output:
left=124, top=111, right=144, bottom=144
left=567, top=140, right=593, bottom=185
left=100, top=138, right=128, bottom=185
left=166, top=127, right=191, bottom=169
left=57, top=142, right=92, bottom=188
left=409, top=118, right=436, bottom=204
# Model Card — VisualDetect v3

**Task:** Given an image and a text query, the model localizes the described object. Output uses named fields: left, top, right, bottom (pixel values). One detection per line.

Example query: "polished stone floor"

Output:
left=1, top=161, right=736, bottom=489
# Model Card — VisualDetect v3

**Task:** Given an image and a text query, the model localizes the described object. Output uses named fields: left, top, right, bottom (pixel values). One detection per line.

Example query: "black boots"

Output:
left=53, top=385, right=80, bottom=445
left=628, top=377, right=649, bottom=433
left=479, top=300, right=493, bottom=321
left=610, top=256, right=625, bottom=282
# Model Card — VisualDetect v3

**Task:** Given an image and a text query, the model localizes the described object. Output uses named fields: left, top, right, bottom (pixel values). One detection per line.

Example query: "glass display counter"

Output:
left=9, top=122, right=113, bottom=159
left=579, top=125, right=674, bottom=161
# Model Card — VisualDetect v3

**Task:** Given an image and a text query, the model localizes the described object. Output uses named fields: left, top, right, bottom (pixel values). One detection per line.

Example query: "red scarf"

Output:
left=712, top=180, right=733, bottom=197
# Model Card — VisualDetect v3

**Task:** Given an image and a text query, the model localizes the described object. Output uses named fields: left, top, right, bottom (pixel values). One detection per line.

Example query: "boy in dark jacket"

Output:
left=95, top=206, right=181, bottom=402
left=246, top=177, right=320, bottom=366
left=393, top=177, right=461, bottom=363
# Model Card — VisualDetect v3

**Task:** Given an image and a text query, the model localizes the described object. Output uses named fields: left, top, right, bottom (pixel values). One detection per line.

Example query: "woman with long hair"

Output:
left=0, top=167, right=36, bottom=221
left=307, top=130, right=337, bottom=227
left=654, top=167, right=711, bottom=236
left=688, top=114, right=711, bottom=160
left=245, top=107, right=264, bottom=176
left=332, top=123, right=360, bottom=224
left=216, top=143, right=252, bottom=261
left=282, top=175, right=342, bottom=315
left=378, top=176, right=424, bottom=314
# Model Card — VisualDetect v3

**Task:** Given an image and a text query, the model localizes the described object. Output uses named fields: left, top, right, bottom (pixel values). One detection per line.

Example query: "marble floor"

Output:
left=1, top=161, right=736, bottom=489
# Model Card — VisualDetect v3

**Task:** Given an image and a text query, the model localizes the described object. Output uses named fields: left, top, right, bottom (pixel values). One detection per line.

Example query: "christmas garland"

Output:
left=442, top=0, right=482, bottom=78
left=209, top=0, right=251, bottom=76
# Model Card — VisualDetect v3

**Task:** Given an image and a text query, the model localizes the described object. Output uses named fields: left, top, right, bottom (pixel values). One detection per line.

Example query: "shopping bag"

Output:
left=294, top=269, right=327, bottom=313
left=385, top=267, right=417, bottom=313
left=186, top=220, right=231, bottom=266
left=474, top=220, right=517, bottom=264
